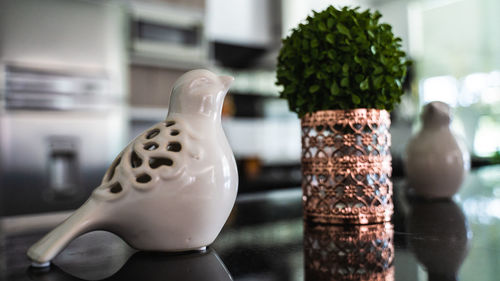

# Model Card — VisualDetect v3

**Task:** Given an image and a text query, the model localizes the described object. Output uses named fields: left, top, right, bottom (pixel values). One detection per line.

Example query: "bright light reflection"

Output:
left=421, top=71, right=500, bottom=157
left=481, top=87, right=500, bottom=104
left=487, top=71, right=500, bottom=86
left=421, top=75, right=459, bottom=106
left=473, top=116, right=500, bottom=157
left=463, top=197, right=500, bottom=224
left=460, top=73, right=488, bottom=106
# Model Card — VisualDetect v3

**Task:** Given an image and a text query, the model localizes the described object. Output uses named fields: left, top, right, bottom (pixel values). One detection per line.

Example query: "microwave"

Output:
left=129, top=2, right=209, bottom=68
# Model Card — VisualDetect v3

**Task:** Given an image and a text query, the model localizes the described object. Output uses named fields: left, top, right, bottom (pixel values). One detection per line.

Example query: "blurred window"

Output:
left=410, top=0, right=500, bottom=159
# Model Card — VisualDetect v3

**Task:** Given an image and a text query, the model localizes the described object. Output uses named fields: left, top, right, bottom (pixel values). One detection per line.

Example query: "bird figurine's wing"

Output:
left=93, top=117, right=202, bottom=200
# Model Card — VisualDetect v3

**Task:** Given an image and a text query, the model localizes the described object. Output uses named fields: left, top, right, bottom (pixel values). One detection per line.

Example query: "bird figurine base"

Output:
left=31, top=262, right=51, bottom=268
left=27, top=69, right=238, bottom=266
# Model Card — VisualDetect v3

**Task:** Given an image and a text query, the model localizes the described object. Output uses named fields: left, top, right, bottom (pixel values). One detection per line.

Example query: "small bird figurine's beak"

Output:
left=219, top=75, right=234, bottom=90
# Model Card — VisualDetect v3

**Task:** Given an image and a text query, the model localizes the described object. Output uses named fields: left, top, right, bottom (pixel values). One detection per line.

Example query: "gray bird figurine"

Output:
left=27, top=69, right=238, bottom=267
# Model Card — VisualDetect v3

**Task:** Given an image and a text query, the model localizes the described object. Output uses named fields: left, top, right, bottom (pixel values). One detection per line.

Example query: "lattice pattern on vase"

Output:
left=301, top=109, right=393, bottom=224
left=304, top=222, right=394, bottom=281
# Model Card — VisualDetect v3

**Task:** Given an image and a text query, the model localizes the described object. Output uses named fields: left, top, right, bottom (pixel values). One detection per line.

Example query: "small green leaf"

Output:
left=311, top=39, right=319, bottom=48
left=352, top=94, right=361, bottom=105
left=327, top=18, right=334, bottom=28
left=328, top=7, right=338, bottom=17
left=360, top=78, right=369, bottom=90
left=327, top=50, right=336, bottom=59
left=297, top=97, right=305, bottom=106
left=302, top=40, right=309, bottom=50
left=309, top=85, right=320, bottom=93
left=304, top=68, right=315, bottom=78
left=318, top=22, right=327, bottom=31
left=370, top=45, right=376, bottom=54
left=337, top=23, right=351, bottom=38
left=338, top=100, right=348, bottom=109
left=351, top=16, right=359, bottom=26
left=395, top=79, right=402, bottom=89
left=333, top=63, right=341, bottom=73
left=373, top=76, right=383, bottom=88
left=330, top=81, right=340, bottom=95
left=342, top=63, right=349, bottom=73
left=326, top=33, right=334, bottom=44
left=380, top=56, right=388, bottom=65
left=311, top=48, right=319, bottom=57
left=377, top=95, right=387, bottom=102
left=341, top=77, right=349, bottom=87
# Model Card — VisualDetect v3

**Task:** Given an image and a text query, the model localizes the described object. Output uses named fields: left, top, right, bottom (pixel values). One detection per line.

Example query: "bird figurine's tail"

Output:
left=27, top=199, right=103, bottom=267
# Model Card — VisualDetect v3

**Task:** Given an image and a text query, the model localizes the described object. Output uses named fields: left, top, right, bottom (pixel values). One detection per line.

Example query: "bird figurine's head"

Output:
left=168, top=69, right=234, bottom=119
left=421, top=101, right=452, bottom=128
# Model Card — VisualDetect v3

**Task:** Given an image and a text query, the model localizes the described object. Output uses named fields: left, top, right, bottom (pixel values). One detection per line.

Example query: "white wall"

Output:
left=372, top=0, right=410, bottom=52
left=206, top=0, right=273, bottom=46
left=281, top=0, right=365, bottom=36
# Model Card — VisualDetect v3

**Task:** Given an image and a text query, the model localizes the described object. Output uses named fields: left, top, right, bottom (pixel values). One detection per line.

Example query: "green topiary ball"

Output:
left=276, top=6, right=410, bottom=117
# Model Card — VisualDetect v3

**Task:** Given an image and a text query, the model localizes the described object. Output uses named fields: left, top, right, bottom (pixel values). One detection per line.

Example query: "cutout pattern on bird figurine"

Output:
left=27, top=69, right=238, bottom=267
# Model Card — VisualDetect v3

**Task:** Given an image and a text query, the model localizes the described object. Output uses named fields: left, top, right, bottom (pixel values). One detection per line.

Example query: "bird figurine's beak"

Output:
left=219, top=75, right=234, bottom=91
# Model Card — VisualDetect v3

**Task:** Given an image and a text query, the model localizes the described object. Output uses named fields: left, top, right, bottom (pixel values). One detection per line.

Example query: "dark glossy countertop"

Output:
left=1, top=165, right=500, bottom=281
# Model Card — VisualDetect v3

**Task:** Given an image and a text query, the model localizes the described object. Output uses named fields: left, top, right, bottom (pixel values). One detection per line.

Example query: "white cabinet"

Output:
left=206, top=0, right=273, bottom=47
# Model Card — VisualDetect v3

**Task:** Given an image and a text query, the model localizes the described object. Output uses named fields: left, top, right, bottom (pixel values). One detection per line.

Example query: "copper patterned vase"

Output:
left=301, top=109, right=393, bottom=224
left=304, top=222, right=394, bottom=281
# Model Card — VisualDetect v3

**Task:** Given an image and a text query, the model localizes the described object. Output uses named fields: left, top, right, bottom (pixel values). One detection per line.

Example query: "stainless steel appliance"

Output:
left=129, top=1, right=208, bottom=69
left=0, top=0, right=127, bottom=215
left=4, top=65, right=114, bottom=110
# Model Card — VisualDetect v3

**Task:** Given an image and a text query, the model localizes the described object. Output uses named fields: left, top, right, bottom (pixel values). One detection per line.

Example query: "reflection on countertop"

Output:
left=304, top=222, right=394, bottom=281
left=1, top=166, right=500, bottom=281
left=27, top=238, right=232, bottom=281
left=407, top=199, right=470, bottom=281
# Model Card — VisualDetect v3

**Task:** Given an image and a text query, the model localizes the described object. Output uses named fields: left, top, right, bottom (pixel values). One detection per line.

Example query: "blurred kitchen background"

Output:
left=0, top=0, right=499, bottom=216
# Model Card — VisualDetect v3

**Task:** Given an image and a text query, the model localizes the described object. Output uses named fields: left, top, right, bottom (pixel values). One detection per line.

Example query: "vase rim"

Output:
left=311, top=108, right=388, bottom=113
left=302, top=108, right=390, bottom=119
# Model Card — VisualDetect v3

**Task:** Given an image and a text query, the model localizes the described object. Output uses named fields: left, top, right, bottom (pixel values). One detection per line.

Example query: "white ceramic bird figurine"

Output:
left=404, top=101, right=470, bottom=199
left=27, top=69, right=238, bottom=267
